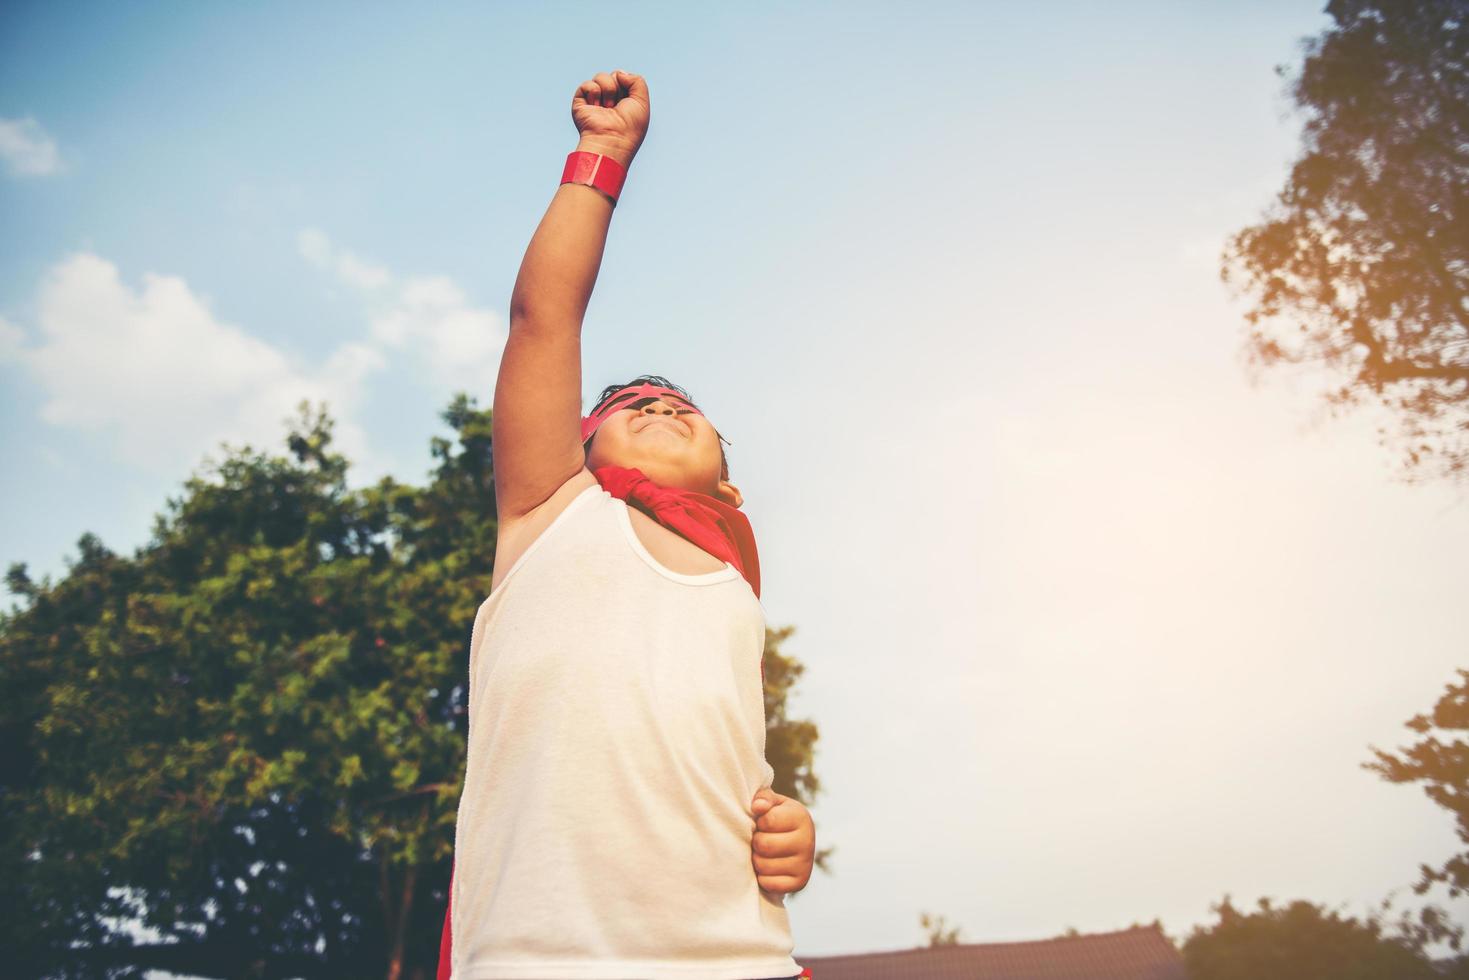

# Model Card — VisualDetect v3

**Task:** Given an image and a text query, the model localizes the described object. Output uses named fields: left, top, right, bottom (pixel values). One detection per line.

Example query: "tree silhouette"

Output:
left=763, top=624, right=832, bottom=876
left=1221, top=0, right=1468, bottom=487
left=0, top=395, right=824, bottom=979
left=1365, top=668, right=1469, bottom=935
left=1181, top=893, right=1468, bottom=979
left=919, top=910, right=962, bottom=946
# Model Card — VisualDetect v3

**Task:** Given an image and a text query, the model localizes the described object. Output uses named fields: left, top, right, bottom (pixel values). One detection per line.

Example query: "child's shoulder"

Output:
left=492, top=468, right=599, bottom=591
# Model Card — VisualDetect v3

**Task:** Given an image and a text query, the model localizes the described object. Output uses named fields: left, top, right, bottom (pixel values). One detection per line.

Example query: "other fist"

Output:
left=750, top=787, right=815, bottom=894
left=571, top=70, right=649, bottom=162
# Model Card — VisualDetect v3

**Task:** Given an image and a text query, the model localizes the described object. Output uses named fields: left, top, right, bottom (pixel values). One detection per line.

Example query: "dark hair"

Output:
left=584, top=374, right=731, bottom=481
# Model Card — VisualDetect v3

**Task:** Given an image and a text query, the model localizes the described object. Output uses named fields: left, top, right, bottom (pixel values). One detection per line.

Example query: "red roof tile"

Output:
left=792, top=924, right=1187, bottom=980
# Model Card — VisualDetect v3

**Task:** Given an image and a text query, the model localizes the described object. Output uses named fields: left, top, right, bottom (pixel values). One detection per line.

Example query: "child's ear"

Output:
left=716, top=480, right=743, bottom=508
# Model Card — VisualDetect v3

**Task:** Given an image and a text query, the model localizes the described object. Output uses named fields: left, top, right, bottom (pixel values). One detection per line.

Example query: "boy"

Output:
left=440, top=70, right=814, bottom=979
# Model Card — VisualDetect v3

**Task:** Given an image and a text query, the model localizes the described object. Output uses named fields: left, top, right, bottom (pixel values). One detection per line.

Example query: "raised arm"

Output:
left=492, top=69, right=650, bottom=522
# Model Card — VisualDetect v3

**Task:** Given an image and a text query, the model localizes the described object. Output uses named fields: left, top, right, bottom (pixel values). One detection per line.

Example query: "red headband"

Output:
left=581, top=383, right=703, bottom=443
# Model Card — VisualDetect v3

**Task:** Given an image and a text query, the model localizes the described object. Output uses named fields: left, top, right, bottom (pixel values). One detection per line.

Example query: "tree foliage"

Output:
left=761, top=623, right=831, bottom=875
left=0, top=396, right=824, bottom=979
left=918, top=911, right=962, bottom=947
left=1221, top=0, right=1469, bottom=486
left=1180, top=893, right=1469, bottom=979
left=1365, top=668, right=1469, bottom=918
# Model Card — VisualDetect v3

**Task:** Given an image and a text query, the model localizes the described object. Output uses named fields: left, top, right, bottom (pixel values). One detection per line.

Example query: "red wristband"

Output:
left=561, top=150, right=627, bottom=205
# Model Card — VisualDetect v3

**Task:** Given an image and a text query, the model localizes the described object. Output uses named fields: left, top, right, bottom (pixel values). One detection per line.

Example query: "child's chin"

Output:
left=637, top=463, right=707, bottom=491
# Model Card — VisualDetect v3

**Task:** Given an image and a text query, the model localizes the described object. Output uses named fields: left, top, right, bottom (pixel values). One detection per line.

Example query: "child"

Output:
left=438, top=70, right=815, bottom=980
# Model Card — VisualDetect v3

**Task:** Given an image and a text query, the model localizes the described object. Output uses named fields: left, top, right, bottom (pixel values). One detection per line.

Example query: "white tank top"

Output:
left=450, top=483, right=802, bottom=980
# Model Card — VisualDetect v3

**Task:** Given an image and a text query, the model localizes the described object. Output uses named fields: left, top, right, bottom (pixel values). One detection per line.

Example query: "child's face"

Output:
left=585, top=392, right=742, bottom=507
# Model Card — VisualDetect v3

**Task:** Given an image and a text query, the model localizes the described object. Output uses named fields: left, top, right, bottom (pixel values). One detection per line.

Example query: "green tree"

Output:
left=1181, top=894, right=1467, bottom=979
left=918, top=911, right=962, bottom=947
left=1221, top=0, right=1469, bottom=487
left=1, top=395, right=824, bottom=979
left=1364, top=668, right=1469, bottom=942
left=762, top=624, right=831, bottom=876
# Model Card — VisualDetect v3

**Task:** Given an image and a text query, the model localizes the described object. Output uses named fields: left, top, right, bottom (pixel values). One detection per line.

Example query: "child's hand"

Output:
left=750, top=787, right=815, bottom=894
left=571, top=70, right=649, bottom=163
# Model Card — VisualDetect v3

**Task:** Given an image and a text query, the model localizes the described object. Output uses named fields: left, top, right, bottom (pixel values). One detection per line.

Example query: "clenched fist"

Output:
left=572, top=70, right=649, bottom=165
left=749, top=787, right=816, bottom=894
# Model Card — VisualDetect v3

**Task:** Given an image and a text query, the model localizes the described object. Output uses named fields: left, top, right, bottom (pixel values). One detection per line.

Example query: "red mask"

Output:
left=581, top=383, right=704, bottom=443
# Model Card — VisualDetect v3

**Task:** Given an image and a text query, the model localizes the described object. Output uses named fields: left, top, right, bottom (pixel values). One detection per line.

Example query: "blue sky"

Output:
left=5, top=0, right=1469, bottom=965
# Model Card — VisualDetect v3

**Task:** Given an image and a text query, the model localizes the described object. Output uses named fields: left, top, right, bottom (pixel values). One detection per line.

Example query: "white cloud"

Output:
left=298, top=227, right=506, bottom=394
left=0, top=116, right=63, bottom=177
left=11, top=252, right=385, bottom=473
left=297, top=227, right=332, bottom=266
left=297, top=227, right=390, bottom=290
left=0, top=314, right=25, bottom=363
left=6, top=234, right=503, bottom=486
